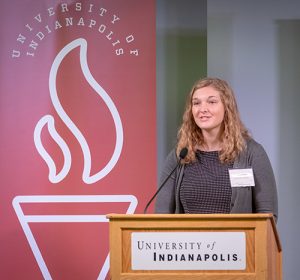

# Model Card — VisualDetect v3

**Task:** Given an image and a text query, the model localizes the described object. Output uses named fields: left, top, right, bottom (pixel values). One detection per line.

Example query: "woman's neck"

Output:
left=201, top=130, right=222, bottom=151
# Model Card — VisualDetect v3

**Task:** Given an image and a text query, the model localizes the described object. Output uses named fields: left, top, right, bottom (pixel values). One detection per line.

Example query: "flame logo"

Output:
left=34, top=38, right=123, bottom=184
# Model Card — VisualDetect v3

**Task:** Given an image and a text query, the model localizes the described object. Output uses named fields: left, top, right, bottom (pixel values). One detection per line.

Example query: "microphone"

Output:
left=143, top=147, right=188, bottom=214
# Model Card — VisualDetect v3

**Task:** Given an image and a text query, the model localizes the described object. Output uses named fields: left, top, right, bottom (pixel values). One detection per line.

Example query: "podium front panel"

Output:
left=108, top=214, right=281, bottom=280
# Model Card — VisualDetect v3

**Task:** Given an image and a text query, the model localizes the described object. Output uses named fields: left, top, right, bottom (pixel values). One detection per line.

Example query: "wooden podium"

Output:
left=107, top=214, right=282, bottom=280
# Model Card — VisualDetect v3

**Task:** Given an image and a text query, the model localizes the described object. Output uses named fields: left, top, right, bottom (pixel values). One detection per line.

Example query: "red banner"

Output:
left=0, top=1, right=156, bottom=279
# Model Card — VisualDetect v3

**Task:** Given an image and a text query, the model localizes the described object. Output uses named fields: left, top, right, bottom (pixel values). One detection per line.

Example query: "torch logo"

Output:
left=33, top=38, right=124, bottom=184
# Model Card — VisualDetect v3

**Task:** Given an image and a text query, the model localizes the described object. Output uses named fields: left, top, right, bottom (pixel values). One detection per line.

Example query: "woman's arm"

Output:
left=154, top=150, right=178, bottom=213
left=250, top=141, right=279, bottom=222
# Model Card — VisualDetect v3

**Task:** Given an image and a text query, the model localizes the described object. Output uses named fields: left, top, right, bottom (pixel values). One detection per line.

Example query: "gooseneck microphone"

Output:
left=143, top=147, right=188, bottom=214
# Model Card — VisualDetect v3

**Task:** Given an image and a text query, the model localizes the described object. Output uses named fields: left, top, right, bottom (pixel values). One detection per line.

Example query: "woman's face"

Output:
left=191, top=86, right=225, bottom=135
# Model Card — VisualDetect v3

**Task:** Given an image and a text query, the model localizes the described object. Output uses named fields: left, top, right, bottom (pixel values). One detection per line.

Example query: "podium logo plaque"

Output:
left=131, top=232, right=246, bottom=270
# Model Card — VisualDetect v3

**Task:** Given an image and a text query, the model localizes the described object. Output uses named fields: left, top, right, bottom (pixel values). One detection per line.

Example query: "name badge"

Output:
left=229, top=168, right=255, bottom=187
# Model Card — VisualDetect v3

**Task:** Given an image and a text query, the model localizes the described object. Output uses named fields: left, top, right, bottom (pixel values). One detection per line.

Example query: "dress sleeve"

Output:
left=154, top=149, right=178, bottom=213
left=250, top=141, right=278, bottom=222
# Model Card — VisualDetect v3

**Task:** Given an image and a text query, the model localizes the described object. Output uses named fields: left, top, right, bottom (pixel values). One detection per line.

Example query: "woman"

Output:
left=155, top=77, right=278, bottom=222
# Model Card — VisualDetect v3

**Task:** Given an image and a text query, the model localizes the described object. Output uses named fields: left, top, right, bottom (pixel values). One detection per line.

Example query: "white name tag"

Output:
left=229, top=168, right=255, bottom=187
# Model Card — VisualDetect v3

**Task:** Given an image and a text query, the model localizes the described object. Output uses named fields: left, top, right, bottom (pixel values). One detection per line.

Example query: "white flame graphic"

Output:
left=34, top=38, right=123, bottom=184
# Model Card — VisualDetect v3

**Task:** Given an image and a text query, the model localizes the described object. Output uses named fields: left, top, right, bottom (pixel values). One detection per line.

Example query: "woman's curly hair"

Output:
left=177, top=77, right=250, bottom=163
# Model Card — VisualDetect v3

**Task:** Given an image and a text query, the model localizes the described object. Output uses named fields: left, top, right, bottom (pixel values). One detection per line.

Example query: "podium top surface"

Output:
left=107, top=213, right=274, bottom=221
